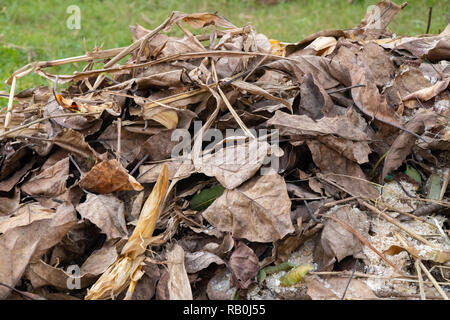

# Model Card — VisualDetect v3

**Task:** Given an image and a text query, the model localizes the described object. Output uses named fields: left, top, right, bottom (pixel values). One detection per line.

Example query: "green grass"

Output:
left=0, top=0, right=449, bottom=103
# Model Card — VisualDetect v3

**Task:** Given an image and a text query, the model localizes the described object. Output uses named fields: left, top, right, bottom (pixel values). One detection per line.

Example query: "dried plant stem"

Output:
left=415, top=259, right=426, bottom=300
left=419, top=260, right=449, bottom=300
left=116, top=118, right=122, bottom=162
left=318, top=213, right=406, bottom=276
left=4, top=76, right=17, bottom=129
left=0, top=112, right=101, bottom=138
left=360, top=200, right=437, bottom=248
left=217, top=86, right=255, bottom=139
left=311, top=271, right=450, bottom=286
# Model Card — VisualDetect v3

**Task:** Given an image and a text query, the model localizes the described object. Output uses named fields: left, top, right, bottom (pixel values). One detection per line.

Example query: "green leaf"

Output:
left=189, top=184, right=225, bottom=211
left=427, top=174, right=442, bottom=200
left=279, top=264, right=312, bottom=287
left=405, top=165, right=421, bottom=185
left=258, top=262, right=295, bottom=284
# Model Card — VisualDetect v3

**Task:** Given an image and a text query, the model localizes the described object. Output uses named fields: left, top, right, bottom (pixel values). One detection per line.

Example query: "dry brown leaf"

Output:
left=0, top=203, right=77, bottom=299
left=384, top=245, right=450, bottom=264
left=206, top=268, right=234, bottom=300
left=21, top=157, right=69, bottom=199
left=382, top=108, right=438, bottom=179
left=402, top=78, right=450, bottom=102
left=354, top=0, right=403, bottom=40
left=76, top=194, right=128, bottom=240
left=196, top=140, right=271, bottom=189
left=202, top=170, right=294, bottom=242
left=98, top=124, right=148, bottom=168
left=79, top=159, right=143, bottom=194
left=307, top=140, right=379, bottom=199
left=229, top=242, right=259, bottom=289
left=166, top=244, right=193, bottom=300
left=307, top=275, right=378, bottom=300
left=314, top=205, right=369, bottom=271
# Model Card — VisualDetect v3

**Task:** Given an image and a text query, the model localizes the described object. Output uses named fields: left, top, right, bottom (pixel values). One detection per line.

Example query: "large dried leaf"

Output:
left=79, top=159, right=143, bottom=193
left=314, top=206, right=369, bottom=271
left=202, top=170, right=294, bottom=242
left=76, top=194, right=128, bottom=240
left=307, top=140, right=379, bottom=199
left=354, top=0, right=403, bottom=40
left=0, top=203, right=77, bottom=299
left=21, top=157, right=69, bottom=199
left=229, top=242, right=259, bottom=289
left=382, top=109, right=438, bottom=179
left=184, top=250, right=224, bottom=274
left=195, top=140, right=271, bottom=189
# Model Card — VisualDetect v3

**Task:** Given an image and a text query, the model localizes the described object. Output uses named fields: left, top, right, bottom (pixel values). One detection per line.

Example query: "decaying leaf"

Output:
left=76, top=194, right=128, bottom=240
left=229, top=242, right=259, bottom=289
left=195, top=139, right=272, bottom=189
left=384, top=244, right=450, bottom=264
left=306, top=275, right=378, bottom=300
left=79, top=159, right=143, bottom=194
left=0, top=203, right=77, bottom=299
left=202, top=171, right=295, bottom=242
left=314, top=205, right=369, bottom=271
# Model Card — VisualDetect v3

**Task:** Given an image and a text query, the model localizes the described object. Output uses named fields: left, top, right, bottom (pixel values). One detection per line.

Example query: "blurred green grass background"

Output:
left=0, top=0, right=449, bottom=103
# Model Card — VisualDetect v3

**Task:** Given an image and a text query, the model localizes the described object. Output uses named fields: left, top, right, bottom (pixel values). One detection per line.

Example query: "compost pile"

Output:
left=0, top=0, right=449, bottom=300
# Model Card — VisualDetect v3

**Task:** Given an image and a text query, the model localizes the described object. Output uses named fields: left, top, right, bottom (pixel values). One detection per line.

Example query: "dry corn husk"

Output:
left=85, top=164, right=169, bottom=300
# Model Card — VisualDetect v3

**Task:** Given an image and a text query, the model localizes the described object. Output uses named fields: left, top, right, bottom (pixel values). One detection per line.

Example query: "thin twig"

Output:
left=419, top=260, right=449, bottom=300
left=130, top=154, right=149, bottom=176
left=426, top=7, right=433, bottom=34
left=415, top=259, right=426, bottom=300
left=4, top=76, right=17, bottom=129
left=68, top=153, right=84, bottom=176
left=341, top=260, right=358, bottom=300
left=116, top=118, right=122, bottom=162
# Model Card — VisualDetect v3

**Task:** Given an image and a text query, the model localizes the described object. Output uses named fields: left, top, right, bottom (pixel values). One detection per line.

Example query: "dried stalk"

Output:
left=415, top=259, right=426, bottom=300
left=4, top=76, right=17, bottom=129
left=360, top=200, right=437, bottom=248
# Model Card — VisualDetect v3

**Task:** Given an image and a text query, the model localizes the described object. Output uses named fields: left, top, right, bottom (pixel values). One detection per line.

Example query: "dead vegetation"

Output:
left=0, top=1, right=449, bottom=300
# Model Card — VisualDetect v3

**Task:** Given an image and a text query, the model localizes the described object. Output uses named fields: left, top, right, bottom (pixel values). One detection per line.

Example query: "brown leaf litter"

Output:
left=0, top=2, right=449, bottom=300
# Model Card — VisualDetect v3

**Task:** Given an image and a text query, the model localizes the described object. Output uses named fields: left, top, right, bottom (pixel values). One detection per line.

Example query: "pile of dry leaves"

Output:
left=0, top=0, right=449, bottom=300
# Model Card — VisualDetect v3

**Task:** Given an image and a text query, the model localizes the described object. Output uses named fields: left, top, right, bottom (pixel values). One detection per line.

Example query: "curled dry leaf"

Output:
left=79, top=159, right=143, bottom=194
left=229, top=242, right=259, bottom=289
left=382, top=109, right=438, bottom=179
left=202, top=171, right=295, bottom=242
left=384, top=245, right=450, bottom=264
left=21, top=157, right=69, bottom=200
left=314, top=205, right=369, bottom=271
left=76, top=194, right=128, bottom=240
left=184, top=250, right=225, bottom=274
left=402, top=78, right=450, bottom=102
